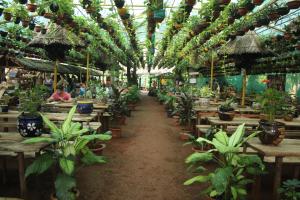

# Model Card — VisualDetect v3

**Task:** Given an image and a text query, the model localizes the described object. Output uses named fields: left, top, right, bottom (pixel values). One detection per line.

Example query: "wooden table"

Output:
left=276, top=118, right=300, bottom=128
left=0, top=132, right=50, bottom=199
left=193, top=106, right=260, bottom=114
left=44, top=102, right=109, bottom=110
left=245, top=138, right=300, bottom=200
left=207, top=117, right=260, bottom=129
left=0, top=112, right=98, bottom=124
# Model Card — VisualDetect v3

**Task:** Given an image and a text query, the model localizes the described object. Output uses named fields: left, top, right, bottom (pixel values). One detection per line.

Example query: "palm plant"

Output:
left=23, top=106, right=111, bottom=200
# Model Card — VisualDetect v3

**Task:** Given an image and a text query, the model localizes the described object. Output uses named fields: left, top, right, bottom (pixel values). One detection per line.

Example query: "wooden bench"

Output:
left=83, top=122, right=102, bottom=132
left=0, top=198, right=24, bottom=200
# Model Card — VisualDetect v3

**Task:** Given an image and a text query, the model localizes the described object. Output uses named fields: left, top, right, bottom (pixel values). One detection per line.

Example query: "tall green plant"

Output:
left=23, top=106, right=112, bottom=200
left=184, top=124, right=265, bottom=200
left=257, top=88, right=287, bottom=121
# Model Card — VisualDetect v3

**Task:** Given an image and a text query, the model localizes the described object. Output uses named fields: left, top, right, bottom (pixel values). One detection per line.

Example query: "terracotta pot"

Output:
left=27, top=3, right=37, bottom=12
left=44, top=12, right=53, bottom=19
left=22, top=20, right=30, bottom=27
left=90, top=143, right=106, bottom=155
left=287, top=0, right=300, bottom=9
left=179, top=132, right=190, bottom=141
left=258, top=120, right=285, bottom=145
left=252, top=0, right=263, bottom=5
left=35, top=25, right=41, bottom=32
left=237, top=7, right=248, bottom=16
left=185, top=0, right=196, bottom=6
left=268, top=12, right=280, bottom=21
left=110, top=128, right=122, bottom=138
left=3, top=12, right=12, bottom=21
left=218, top=111, right=235, bottom=121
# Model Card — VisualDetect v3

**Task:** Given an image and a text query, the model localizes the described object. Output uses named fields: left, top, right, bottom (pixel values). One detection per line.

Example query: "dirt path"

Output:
left=78, top=93, right=201, bottom=200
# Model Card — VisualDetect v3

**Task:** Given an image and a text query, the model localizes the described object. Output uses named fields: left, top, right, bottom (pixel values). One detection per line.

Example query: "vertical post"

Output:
left=53, top=60, right=58, bottom=92
left=210, top=52, right=214, bottom=89
left=86, top=52, right=90, bottom=87
left=241, top=68, right=247, bottom=106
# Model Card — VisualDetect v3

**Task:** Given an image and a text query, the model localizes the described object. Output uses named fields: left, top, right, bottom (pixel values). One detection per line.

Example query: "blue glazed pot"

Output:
left=17, top=114, right=43, bottom=137
left=77, top=101, right=93, bottom=114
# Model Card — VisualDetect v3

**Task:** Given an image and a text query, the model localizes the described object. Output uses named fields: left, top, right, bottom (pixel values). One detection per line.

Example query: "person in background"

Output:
left=105, top=77, right=114, bottom=97
left=44, top=74, right=53, bottom=91
left=79, top=83, right=86, bottom=96
left=47, top=84, right=72, bottom=102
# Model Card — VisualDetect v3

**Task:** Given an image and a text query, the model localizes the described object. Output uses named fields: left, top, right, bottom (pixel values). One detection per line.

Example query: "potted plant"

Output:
left=23, top=106, right=112, bottom=200
left=278, top=179, right=300, bottom=200
left=282, top=105, right=296, bottom=122
left=184, top=124, right=265, bottom=200
left=3, top=7, right=12, bottom=21
left=218, top=99, right=235, bottom=121
left=17, top=86, right=48, bottom=137
left=196, top=86, right=214, bottom=107
left=257, top=88, right=287, bottom=145
left=88, top=130, right=111, bottom=155
left=286, top=0, right=300, bottom=9
left=27, top=0, right=38, bottom=12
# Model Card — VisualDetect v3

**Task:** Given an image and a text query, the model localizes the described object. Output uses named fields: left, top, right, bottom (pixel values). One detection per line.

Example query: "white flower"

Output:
left=20, top=129, right=27, bottom=136
left=27, top=123, right=36, bottom=131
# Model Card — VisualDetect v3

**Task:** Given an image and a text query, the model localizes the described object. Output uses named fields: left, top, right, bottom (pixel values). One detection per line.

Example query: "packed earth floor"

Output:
left=77, top=92, right=201, bottom=200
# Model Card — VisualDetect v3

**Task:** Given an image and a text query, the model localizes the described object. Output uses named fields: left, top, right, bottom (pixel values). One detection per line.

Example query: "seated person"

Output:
left=47, top=84, right=72, bottom=102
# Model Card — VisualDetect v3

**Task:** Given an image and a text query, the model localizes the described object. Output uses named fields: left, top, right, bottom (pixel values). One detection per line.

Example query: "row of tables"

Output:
left=194, top=103, right=300, bottom=200
left=0, top=102, right=109, bottom=199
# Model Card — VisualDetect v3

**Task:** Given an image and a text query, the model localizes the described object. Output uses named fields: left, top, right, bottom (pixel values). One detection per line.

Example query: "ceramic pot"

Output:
left=17, top=113, right=43, bottom=137
left=0, top=104, right=8, bottom=113
left=258, top=120, right=285, bottom=145
left=77, top=101, right=93, bottom=114
left=218, top=111, right=235, bottom=121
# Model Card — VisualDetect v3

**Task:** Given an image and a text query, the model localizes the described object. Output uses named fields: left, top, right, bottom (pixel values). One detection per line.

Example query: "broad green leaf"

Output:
left=25, top=152, right=54, bottom=177
left=55, top=173, right=76, bottom=200
left=237, top=188, right=247, bottom=196
left=62, top=106, right=77, bottom=135
left=63, top=144, right=76, bottom=157
left=81, top=149, right=107, bottom=165
left=185, top=152, right=213, bottom=164
left=184, top=175, right=210, bottom=185
left=59, top=157, right=75, bottom=175
left=22, top=137, right=56, bottom=144
left=231, top=186, right=238, bottom=200
left=209, top=190, right=218, bottom=197
left=81, top=134, right=112, bottom=141
left=40, top=113, right=60, bottom=137
left=214, top=130, right=229, bottom=145
left=196, top=137, right=213, bottom=145
left=71, top=128, right=89, bottom=136
left=228, top=124, right=245, bottom=147
left=211, top=167, right=232, bottom=194
left=74, top=139, right=90, bottom=153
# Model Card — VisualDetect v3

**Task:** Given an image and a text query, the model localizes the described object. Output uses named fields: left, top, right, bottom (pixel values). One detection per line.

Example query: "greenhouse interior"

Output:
left=0, top=0, right=300, bottom=199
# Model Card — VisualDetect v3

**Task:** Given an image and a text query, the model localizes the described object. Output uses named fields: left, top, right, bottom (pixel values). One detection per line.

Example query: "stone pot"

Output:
left=17, top=113, right=43, bottom=137
left=258, top=120, right=285, bottom=145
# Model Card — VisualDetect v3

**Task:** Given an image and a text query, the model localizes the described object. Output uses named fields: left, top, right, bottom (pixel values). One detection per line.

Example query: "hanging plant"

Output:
left=114, top=0, right=125, bottom=8
left=27, top=0, right=38, bottom=12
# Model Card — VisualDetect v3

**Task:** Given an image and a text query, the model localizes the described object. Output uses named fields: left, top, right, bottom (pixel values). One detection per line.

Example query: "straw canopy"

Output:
left=28, top=24, right=84, bottom=61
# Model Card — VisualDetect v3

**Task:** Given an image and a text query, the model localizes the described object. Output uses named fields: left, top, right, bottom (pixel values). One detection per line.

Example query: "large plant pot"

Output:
left=77, top=101, right=93, bottom=114
left=218, top=111, right=235, bottom=121
left=199, top=97, right=210, bottom=107
left=17, top=113, right=43, bottom=137
left=110, top=128, right=122, bottom=138
left=0, top=104, right=8, bottom=113
left=258, top=120, right=285, bottom=145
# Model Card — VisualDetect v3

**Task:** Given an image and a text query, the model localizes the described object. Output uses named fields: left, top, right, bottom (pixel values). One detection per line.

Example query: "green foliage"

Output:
left=194, top=86, right=214, bottom=98
left=257, top=88, right=287, bottom=121
left=23, top=106, right=111, bottom=200
left=17, top=85, right=49, bottom=116
left=184, top=124, right=265, bottom=200
left=219, top=98, right=235, bottom=112
left=124, top=85, right=140, bottom=104
left=278, top=179, right=300, bottom=200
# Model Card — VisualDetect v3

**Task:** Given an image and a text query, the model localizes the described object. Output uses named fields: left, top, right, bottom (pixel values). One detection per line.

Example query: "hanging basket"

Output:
left=153, top=9, right=165, bottom=23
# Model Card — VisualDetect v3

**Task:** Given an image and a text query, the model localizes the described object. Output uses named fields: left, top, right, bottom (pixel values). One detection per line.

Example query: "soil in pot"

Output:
left=17, top=113, right=43, bottom=137
left=22, top=20, right=30, bottom=27
left=258, top=120, right=285, bottom=145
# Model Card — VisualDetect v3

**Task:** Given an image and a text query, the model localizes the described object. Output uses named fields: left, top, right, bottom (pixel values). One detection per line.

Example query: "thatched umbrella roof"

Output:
left=28, top=24, right=84, bottom=61
left=220, top=31, right=268, bottom=56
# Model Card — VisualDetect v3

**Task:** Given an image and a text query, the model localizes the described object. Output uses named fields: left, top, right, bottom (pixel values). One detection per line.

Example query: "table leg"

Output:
left=273, top=157, right=283, bottom=200
left=17, top=152, right=27, bottom=199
